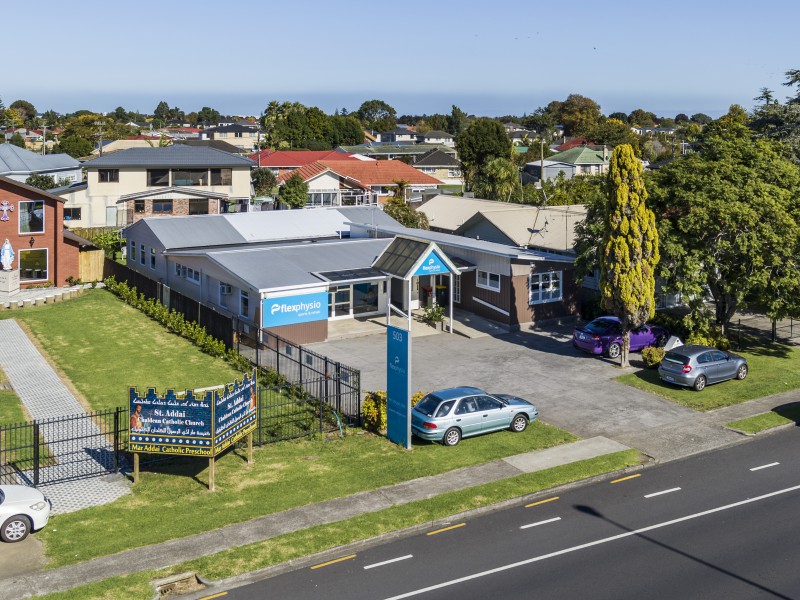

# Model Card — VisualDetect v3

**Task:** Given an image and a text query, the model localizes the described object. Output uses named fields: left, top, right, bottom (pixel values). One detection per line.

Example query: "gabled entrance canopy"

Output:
left=373, top=236, right=459, bottom=334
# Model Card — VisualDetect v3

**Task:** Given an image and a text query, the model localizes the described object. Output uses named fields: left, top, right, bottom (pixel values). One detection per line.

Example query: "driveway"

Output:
left=307, top=325, right=695, bottom=443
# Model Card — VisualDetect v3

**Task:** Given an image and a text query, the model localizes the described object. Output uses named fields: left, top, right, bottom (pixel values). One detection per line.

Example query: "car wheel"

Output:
left=1, top=515, right=31, bottom=543
left=736, top=364, right=748, bottom=380
left=693, top=375, right=707, bottom=392
left=655, top=334, right=667, bottom=348
left=442, top=428, right=461, bottom=447
left=606, top=342, right=621, bottom=359
left=509, top=414, right=528, bottom=433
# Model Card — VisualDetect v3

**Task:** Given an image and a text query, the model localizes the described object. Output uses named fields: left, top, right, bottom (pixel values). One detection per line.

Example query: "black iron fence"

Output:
left=731, top=316, right=800, bottom=349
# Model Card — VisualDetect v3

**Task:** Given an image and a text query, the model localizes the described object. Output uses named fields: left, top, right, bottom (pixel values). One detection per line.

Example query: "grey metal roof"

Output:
left=418, top=130, right=454, bottom=139
left=206, top=238, right=392, bottom=291
left=0, top=144, right=79, bottom=175
left=413, top=149, right=461, bottom=168
left=82, top=145, right=255, bottom=168
left=50, top=182, right=88, bottom=195
left=176, top=139, right=249, bottom=154
left=205, top=124, right=258, bottom=133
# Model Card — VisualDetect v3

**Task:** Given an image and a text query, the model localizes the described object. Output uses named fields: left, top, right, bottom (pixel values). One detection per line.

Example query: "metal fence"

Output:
left=237, top=327, right=362, bottom=427
left=731, top=315, right=800, bottom=349
left=0, top=408, right=126, bottom=486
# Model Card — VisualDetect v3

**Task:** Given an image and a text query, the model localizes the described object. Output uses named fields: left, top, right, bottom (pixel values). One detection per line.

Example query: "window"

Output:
left=150, top=248, right=156, bottom=269
left=476, top=270, right=501, bottom=292
left=210, top=168, right=232, bottom=185
left=139, top=243, right=145, bottom=265
left=306, top=192, right=337, bottom=207
left=19, top=201, right=44, bottom=234
left=98, top=169, right=119, bottom=183
left=175, top=262, right=182, bottom=276
left=234, top=131, right=243, bottom=138
left=352, top=282, right=379, bottom=315
left=152, top=200, right=173, bottom=214
left=64, top=207, right=81, bottom=221
left=19, top=249, right=48, bottom=281
left=172, top=169, right=206, bottom=186
left=529, top=271, right=562, bottom=304
left=134, top=199, right=145, bottom=213
left=189, top=199, right=209, bottom=215
left=239, top=291, right=249, bottom=317
left=147, top=169, right=170, bottom=186
left=186, top=267, right=200, bottom=284
left=448, top=168, right=462, bottom=178
left=476, top=396, right=503, bottom=411
left=419, top=167, right=436, bottom=174
left=130, top=240, right=136, bottom=259
left=453, top=275, right=461, bottom=304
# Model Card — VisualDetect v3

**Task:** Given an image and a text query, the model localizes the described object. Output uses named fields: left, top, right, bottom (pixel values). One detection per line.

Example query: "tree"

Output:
left=558, top=94, right=602, bottom=136
left=649, top=107, right=800, bottom=334
left=9, top=132, right=26, bottom=148
left=383, top=181, right=429, bottom=229
left=675, top=113, right=689, bottom=123
left=751, top=69, right=800, bottom=163
left=589, top=118, right=639, bottom=149
left=524, top=106, right=559, bottom=138
left=754, top=87, right=776, bottom=106
left=448, top=105, right=468, bottom=135
left=690, top=113, right=712, bottom=125
left=251, top=168, right=277, bottom=196
left=25, top=174, right=57, bottom=190
left=10, top=99, right=36, bottom=123
left=197, top=106, right=221, bottom=125
left=628, top=108, right=657, bottom=127
left=474, top=157, right=519, bottom=201
left=327, top=115, right=363, bottom=146
left=455, top=118, right=512, bottom=190
left=153, top=100, right=171, bottom=127
left=784, top=68, right=800, bottom=103
left=599, top=144, right=659, bottom=368
left=356, top=99, right=397, bottom=133
left=608, top=112, right=629, bottom=123
left=277, top=173, right=309, bottom=209
left=53, top=135, right=93, bottom=158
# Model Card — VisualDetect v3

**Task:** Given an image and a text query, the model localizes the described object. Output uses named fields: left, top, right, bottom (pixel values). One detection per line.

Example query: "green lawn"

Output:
left=727, top=404, right=800, bottom=434
left=617, top=344, right=800, bottom=411
left=0, top=367, right=27, bottom=425
left=36, top=449, right=642, bottom=600
left=0, top=290, right=241, bottom=412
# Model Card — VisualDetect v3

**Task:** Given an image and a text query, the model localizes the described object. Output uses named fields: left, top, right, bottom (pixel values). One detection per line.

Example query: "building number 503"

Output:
left=392, top=331, right=404, bottom=342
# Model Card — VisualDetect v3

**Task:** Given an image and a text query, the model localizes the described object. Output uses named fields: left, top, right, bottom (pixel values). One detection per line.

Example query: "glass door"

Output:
left=329, top=285, right=352, bottom=318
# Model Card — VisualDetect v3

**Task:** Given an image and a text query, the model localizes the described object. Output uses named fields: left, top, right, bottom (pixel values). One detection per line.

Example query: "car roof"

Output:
left=429, top=386, right=486, bottom=401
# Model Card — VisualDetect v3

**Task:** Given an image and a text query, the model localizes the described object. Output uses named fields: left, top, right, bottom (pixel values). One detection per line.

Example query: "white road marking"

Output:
left=364, top=555, right=413, bottom=570
left=644, top=487, right=681, bottom=498
left=381, top=483, right=800, bottom=600
left=750, top=462, right=780, bottom=471
left=520, top=517, right=561, bottom=530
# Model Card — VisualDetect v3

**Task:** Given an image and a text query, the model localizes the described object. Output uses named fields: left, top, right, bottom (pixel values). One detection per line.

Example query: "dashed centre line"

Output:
left=364, top=555, right=414, bottom=570
left=644, top=487, right=681, bottom=499
left=750, top=462, right=780, bottom=471
left=520, top=517, right=561, bottom=530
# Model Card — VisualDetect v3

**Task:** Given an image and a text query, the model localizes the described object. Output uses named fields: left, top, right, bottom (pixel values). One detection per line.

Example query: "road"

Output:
left=219, top=428, right=800, bottom=600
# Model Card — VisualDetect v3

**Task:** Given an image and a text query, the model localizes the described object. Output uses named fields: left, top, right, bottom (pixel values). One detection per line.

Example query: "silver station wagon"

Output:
left=658, top=344, right=749, bottom=391
left=411, top=386, right=538, bottom=446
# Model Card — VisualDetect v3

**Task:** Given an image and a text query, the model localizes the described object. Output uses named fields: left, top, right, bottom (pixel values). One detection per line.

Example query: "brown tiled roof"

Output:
left=248, top=149, right=354, bottom=167
left=278, top=159, right=442, bottom=187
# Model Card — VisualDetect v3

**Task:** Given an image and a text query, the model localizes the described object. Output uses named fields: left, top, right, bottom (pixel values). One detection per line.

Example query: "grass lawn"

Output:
left=616, top=343, right=800, bottom=411
left=727, top=404, right=800, bottom=435
left=36, top=449, right=642, bottom=600
left=0, top=289, right=241, bottom=412
left=0, top=367, right=28, bottom=425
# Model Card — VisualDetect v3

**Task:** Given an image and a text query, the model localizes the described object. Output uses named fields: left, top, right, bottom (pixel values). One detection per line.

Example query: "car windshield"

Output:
left=415, top=394, right=443, bottom=417
left=585, top=319, right=617, bottom=334
left=663, top=352, right=689, bottom=365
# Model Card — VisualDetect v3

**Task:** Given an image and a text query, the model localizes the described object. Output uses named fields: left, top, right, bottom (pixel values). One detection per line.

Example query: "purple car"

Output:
left=572, top=316, right=669, bottom=359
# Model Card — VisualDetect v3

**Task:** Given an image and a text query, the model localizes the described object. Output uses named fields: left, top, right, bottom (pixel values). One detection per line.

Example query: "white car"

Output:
left=0, top=485, right=51, bottom=543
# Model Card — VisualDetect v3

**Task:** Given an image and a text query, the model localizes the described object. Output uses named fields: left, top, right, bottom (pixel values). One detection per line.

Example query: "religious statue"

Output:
left=1, top=239, right=15, bottom=271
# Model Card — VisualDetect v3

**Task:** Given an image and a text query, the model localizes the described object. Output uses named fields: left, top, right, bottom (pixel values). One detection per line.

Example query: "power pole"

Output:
left=41, top=124, right=48, bottom=155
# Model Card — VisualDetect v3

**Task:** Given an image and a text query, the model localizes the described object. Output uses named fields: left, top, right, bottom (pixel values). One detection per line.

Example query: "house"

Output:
left=631, top=126, right=676, bottom=136
left=378, top=128, right=417, bottom=144
left=246, top=149, right=360, bottom=178
left=411, top=149, right=463, bottom=187
left=0, top=176, right=82, bottom=287
left=337, top=143, right=457, bottom=162
left=503, top=122, right=527, bottom=133
left=415, top=130, right=455, bottom=147
left=508, top=130, right=535, bottom=146
left=177, top=139, right=252, bottom=155
left=525, top=145, right=610, bottom=180
left=0, top=144, right=82, bottom=185
left=74, top=145, right=254, bottom=228
left=90, top=135, right=167, bottom=155
left=277, top=159, right=441, bottom=207
left=198, top=123, right=259, bottom=150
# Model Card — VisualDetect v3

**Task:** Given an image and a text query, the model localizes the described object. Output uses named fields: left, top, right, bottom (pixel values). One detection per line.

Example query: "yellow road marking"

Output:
left=427, top=523, right=466, bottom=536
left=525, top=496, right=559, bottom=508
left=611, top=474, right=641, bottom=484
left=197, top=593, right=228, bottom=600
left=311, top=554, right=357, bottom=570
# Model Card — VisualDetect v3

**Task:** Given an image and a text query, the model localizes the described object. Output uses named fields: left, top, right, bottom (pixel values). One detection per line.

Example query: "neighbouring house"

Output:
left=415, top=130, right=455, bottom=147
left=246, top=149, right=360, bottom=178
left=411, top=149, right=463, bottom=187
left=0, top=144, right=82, bottom=185
left=72, top=145, right=254, bottom=229
left=508, top=130, right=535, bottom=146
left=524, top=145, right=610, bottom=181
left=378, top=128, right=417, bottom=144
left=337, top=143, right=457, bottom=162
left=198, top=123, right=259, bottom=150
left=503, top=122, right=527, bottom=133
left=277, top=159, right=441, bottom=207
left=90, top=135, right=167, bottom=156
left=176, top=139, right=251, bottom=155
left=631, top=126, right=676, bottom=136
left=0, top=176, right=83, bottom=286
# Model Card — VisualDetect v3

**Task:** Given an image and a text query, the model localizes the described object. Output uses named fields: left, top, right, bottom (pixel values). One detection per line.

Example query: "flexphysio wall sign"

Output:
left=413, top=250, right=449, bottom=277
left=386, top=325, right=411, bottom=449
left=262, top=291, right=328, bottom=328
left=128, top=370, right=257, bottom=457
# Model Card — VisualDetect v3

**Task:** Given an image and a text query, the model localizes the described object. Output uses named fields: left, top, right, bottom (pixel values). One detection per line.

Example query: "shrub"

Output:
left=641, top=347, right=665, bottom=368
left=362, top=390, right=427, bottom=433
left=686, top=332, right=730, bottom=351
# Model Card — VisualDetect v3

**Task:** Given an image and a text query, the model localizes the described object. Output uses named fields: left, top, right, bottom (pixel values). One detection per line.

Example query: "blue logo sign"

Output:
left=413, top=250, right=449, bottom=277
left=387, top=325, right=411, bottom=449
left=262, top=291, right=328, bottom=328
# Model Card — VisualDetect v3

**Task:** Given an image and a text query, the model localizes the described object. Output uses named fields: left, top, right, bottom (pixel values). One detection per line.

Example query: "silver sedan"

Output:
left=658, top=344, right=748, bottom=391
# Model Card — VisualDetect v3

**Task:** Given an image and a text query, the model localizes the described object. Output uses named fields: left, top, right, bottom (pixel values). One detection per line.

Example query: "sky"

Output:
left=4, top=0, right=798, bottom=120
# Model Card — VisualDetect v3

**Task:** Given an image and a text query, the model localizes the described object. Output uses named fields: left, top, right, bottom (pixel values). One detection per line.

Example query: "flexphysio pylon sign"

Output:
left=128, top=370, right=257, bottom=457
left=262, top=291, right=328, bottom=328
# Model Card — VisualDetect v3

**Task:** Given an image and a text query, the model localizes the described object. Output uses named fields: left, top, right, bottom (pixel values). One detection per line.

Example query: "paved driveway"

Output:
left=307, top=326, right=695, bottom=442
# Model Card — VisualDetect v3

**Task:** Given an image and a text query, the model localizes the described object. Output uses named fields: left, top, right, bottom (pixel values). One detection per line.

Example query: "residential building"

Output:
left=524, top=145, right=610, bottom=181
left=198, top=123, right=259, bottom=150
left=411, top=149, right=463, bottom=187
left=0, top=144, right=82, bottom=185
left=246, top=149, right=359, bottom=178
left=337, top=143, right=457, bottom=162
left=415, top=130, right=455, bottom=147
left=378, top=128, right=417, bottom=143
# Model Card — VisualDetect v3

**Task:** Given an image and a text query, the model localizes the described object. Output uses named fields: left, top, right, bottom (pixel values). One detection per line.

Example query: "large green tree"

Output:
left=750, top=68, right=800, bottom=164
left=53, top=135, right=93, bottom=158
left=251, top=168, right=277, bottom=196
left=599, top=144, right=659, bottom=367
left=356, top=99, right=397, bottom=133
left=25, top=174, right=58, bottom=190
left=558, top=94, right=602, bottom=136
left=474, top=157, right=519, bottom=201
left=9, top=99, right=36, bottom=123
left=649, top=106, right=800, bottom=334
left=383, top=181, right=429, bottom=229
left=455, top=118, right=512, bottom=190
left=277, top=173, right=309, bottom=209
left=8, top=132, right=26, bottom=148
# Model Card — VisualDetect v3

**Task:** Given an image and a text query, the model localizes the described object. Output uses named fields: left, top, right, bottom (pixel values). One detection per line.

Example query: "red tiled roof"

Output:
left=279, top=159, right=441, bottom=187
left=248, top=149, right=354, bottom=167
left=554, top=136, right=597, bottom=151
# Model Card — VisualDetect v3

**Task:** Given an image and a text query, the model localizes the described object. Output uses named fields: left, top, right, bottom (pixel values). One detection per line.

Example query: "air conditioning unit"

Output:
left=219, top=284, right=232, bottom=295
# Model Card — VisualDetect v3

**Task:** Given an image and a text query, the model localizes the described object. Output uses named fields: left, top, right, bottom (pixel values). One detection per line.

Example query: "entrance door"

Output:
left=329, top=285, right=351, bottom=318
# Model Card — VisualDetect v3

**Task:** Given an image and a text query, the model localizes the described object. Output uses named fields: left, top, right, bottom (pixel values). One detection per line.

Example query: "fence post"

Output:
left=772, top=319, right=777, bottom=343
left=738, top=319, right=741, bottom=349
left=299, top=349, right=304, bottom=386
left=113, top=407, right=120, bottom=473
left=335, top=362, right=342, bottom=413
left=33, top=421, right=40, bottom=487
left=255, top=335, right=260, bottom=369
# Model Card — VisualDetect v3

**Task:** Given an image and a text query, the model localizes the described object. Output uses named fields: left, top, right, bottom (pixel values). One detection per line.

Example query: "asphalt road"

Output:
left=220, top=428, right=800, bottom=600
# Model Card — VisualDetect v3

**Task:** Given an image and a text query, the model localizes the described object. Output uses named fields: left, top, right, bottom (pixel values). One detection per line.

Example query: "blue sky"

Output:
left=5, top=0, right=797, bottom=119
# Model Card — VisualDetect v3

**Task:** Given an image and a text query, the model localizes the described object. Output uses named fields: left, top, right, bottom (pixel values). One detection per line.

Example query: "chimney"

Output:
left=603, top=145, right=608, bottom=161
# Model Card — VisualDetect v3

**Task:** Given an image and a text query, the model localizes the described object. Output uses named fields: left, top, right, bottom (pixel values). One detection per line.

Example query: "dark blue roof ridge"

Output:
left=83, top=145, right=255, bottom=168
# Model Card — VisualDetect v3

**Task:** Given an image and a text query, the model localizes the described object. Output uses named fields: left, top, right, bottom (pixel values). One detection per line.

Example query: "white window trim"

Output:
left=476, top=270, right=501, bottom=292
left=19, top=248, right=49, bottom=281
left=18, top=200, right=45, bottom=235
left=239, top=291, right=250, bottom=317
left=453, top=275, right=461, bottom=304
left=529, top=270, right=563, bottom=305
left=149, top=248, right=156, bottom=270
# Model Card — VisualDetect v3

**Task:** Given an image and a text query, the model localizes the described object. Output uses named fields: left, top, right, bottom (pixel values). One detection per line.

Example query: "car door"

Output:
left=711, top=350, right=737, bottom=381
left=629, top=326, right=650, bottom=351
left=452, top=397, right=483, bottom=437
left=475, top=395, right=508, bottom=432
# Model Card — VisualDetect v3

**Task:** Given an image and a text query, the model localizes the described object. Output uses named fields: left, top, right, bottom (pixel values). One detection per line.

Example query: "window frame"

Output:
left=239, top=290, right=249, bottom=317
left=64, top=207, right=82, bottom=221
left=152, top=199, right=173, bottom=214
left=18, top=200, right=45, bottom=234
left=98, top=169, right=119, bottom=183
left=150, top=247, right=156, bottom=270
left=18, top=248, right=49, bottom=282
left=529, top=270, right=563, bottom=305
left=476, top=270, right=501, bottom=292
